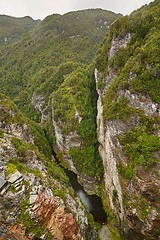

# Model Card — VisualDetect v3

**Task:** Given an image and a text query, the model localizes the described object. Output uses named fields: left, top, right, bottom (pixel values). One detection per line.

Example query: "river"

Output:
left=64, top=168, right=107, bottom=224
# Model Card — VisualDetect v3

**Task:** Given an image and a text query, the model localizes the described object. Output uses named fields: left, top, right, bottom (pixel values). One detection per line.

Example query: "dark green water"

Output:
left=64, top=169, right=107, bottom=224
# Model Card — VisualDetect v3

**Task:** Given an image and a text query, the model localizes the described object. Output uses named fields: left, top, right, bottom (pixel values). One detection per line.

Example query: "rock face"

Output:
left=109, top=33, right=132, bottom=59
left=34, top=192, right=82, bottom=240
left=0, top=223, right=34, bottom=240
left=95, top=69, right=124, bottom=221
left=119, top=89, right=160, bottom=117
left=52, top=110, right=78, bottom=173
left=0, top=94, right=94, bottom=240
left=52, top=107, right=98, bottom=194
left=95, top=2, right=160, bottom=238
left=31, top=93, right=48, bottom=124
left=52, top=107, right=81, bottom=168
left=95, top=67, right=160, bottom=239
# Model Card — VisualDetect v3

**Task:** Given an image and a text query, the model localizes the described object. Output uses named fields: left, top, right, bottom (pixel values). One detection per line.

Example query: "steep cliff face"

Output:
left=50, top=67, right=101, bottom=193
left=0, top=10, right=121, bottom=190
left=95, top=1, right=160, bottom=239
left=52, top=107, right=80, bottom=173
left=95, top=69, right=124, bottom=222
left=0, top=94, right=96, bottom=239
left=0, top=2, right=160, bottom=239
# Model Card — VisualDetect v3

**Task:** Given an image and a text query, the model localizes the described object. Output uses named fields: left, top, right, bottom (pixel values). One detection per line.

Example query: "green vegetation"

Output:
left=5, top=162, right=17, bottom=175
left=51, top=66, right=104, bottom=177
left=0, top=128, right=4, bottom=137
left=46, top=160, right=69, bottom=184
left=0, top=15, right=39, bottom=48
left=104, top=91, right=136, bottom=121
left=29, top=120, right=52, bottom=159
left=137, top=198, right=151, bottom=220
left=6, top=158, right=28, bottom=174
left=95, top=1, right=160, bottom=182
left=0, top=9, right=121, bottom=104
left=119, top=127, right=160, bottom=179
left=0, top=9, right=121, bottom=179
left=20, top=201, right=52, bottom=239
left=112, top=189, right=118, bottom=203
left=0, top=2, right=159, bottom=239
left=116, top=109, right=160, bottom=181
left=96, top=0, right=160, bottom=103
left=95, top=3, right=160, bottom=239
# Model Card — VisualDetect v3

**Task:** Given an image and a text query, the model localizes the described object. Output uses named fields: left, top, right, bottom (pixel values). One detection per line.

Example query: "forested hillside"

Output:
left=0, top=9, right=121, bottom=180
left=0, top=1, right=159, bottom=239
left=0, top=9, right=121, bottom=240
left=0, top=10, right=121, bottom=101
left=95, top=0, right=160, bottom=239
left=0, top=15, right=40, bottom=47
left=0, top=93, right=96, bottom=239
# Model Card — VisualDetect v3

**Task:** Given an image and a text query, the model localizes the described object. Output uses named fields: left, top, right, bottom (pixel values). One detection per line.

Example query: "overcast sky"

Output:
left=0, top=0, right=153, bottom=20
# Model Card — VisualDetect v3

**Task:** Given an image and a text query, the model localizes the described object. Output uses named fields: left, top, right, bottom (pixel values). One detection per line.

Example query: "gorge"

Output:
left=0, top=1, right=160, bottom=239
left=64, top=168, right=107, bottom=224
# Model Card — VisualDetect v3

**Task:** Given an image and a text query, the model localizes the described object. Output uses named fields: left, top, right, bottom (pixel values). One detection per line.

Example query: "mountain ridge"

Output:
left=95, top=0, right=160, bottom=239
left=0, top=1, right=159, bottom=239
left=0, top=14, right=40, bottom=47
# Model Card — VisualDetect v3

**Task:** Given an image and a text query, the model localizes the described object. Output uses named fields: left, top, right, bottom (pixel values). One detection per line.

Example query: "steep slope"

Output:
left=0, top=9, right=121, bottom=184
left=0, top=9, right=121, bottom=100
left=1, top=2, right=159, bottom=239
left=0, top=93, right=96, bottom=240
left=95, top=0, right=160, bottom=239
left=0, top=15, right=40, bottom=48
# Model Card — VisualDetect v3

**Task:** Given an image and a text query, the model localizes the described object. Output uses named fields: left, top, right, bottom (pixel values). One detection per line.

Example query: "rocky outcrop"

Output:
left=52, top=109, right=78, bottom=173
left=95, top=65, right=160, bottom=239
left=95, top=68, right=124, bottom=221
left=0, top=143, right=88, bottom=239
left=52, top=108, right=98, bottom=193
left=98, top=225, right=112, bottom=240
left=109, top=33, right=132, bottom=59
left=0, top=95, right=93, bottom=239
left=0, top=223, right=27, bottom=240
left=78, top=174, right=98, bottom=195
left=95, top=18, right=160, bottom=238
left=31, top=93, right=48, bottom=124
left=119, top=89, right=160, bottom=117
left=34, top=192, right=82, bottom=240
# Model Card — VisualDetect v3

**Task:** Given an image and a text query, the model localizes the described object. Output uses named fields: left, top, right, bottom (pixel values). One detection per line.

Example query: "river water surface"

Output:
left=64, top=169, right=107, bottom=224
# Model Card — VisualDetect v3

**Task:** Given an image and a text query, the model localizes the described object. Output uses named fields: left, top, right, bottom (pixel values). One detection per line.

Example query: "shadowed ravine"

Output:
left=52, top=148, right=107, bottom=223
left=64, top=168, right=107, bottom=224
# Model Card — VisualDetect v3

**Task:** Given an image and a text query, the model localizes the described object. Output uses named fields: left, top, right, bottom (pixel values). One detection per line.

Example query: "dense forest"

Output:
left=0, top=1, right=159, bottom=240
left=0, top=9, right=121, bottom=178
